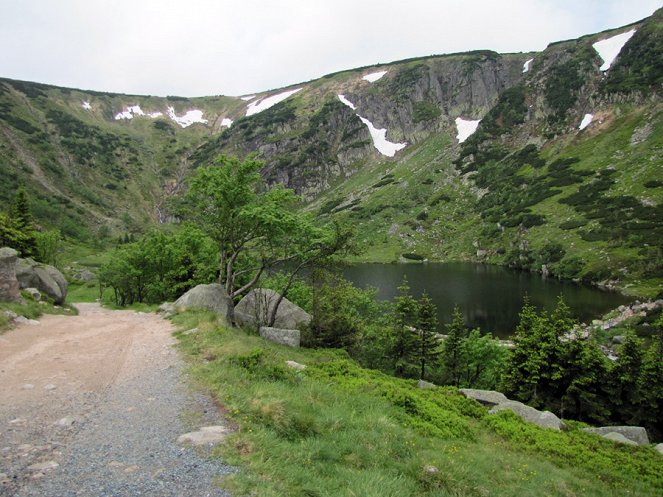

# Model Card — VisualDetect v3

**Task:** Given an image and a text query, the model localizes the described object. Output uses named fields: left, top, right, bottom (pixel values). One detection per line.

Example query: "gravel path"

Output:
left=0, top=303, right=233, bottom=497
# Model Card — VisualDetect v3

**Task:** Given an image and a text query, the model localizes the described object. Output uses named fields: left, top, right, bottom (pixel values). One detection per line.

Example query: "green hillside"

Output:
left=0, top=9, right=661, bottom=296
left=174, top=310, right=663, bottom=497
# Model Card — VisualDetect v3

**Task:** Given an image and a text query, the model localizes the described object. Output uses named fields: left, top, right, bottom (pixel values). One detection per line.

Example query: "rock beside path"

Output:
left=235, top=288, right=311, bottom=330
left=0, top=247, right=22, bottom=303
left=177, top=426, right=230, bottom=446
left=16, top=258, right=67, bottom=304
left=174, top=284, right=232, bottom=324
left=259, top=326, right=301, bottom=348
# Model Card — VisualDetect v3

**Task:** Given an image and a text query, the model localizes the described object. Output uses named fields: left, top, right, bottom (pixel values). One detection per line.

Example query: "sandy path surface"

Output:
left=0, top=303, right=231, bottom=496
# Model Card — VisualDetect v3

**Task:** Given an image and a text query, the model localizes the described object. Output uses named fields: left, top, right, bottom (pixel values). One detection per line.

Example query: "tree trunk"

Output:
left=267, top=263, right=305, bottom=327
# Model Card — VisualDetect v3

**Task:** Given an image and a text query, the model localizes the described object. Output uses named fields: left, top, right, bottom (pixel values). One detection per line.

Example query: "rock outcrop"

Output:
left=582, top=426, right=649, bottom=445
left=0, top=247, right=22, bottom=303
left=460, top=388, right=565, bottom=430
left=489, top=401, right=565, bottom=431
left=15, top=257, right=67, bottom=304
left=259, top=326, right=301, bottom=348
left=459, top=389, right=508, bottom=407
left=173, top=284, right=232, bottom=324
left=235, top=288, right=311, bottom=330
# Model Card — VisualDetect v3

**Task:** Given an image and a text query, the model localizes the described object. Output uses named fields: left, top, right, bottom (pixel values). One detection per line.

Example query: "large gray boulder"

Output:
left=16, top=258, right=67, bottom=304
left=259, top=326, right=301, bottom=348
left=0, top=247, right=22, bottom=303
left=235, top=288, right=311, bottom=330
left=489, top=401, right=565, bottom=431
left=582, top=426, right=649, bottom=445
left=459, top=389, right=509, bottom=407
left=174, top=284, right=232, bottom=324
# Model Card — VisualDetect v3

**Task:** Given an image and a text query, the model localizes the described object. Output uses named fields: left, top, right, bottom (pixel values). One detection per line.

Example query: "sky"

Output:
left=0, top=1, right=660, bottom=97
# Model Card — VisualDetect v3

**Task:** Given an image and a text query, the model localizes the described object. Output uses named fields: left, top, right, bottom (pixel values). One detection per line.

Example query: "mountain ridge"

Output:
left=0, top=9, right=661, bottom=295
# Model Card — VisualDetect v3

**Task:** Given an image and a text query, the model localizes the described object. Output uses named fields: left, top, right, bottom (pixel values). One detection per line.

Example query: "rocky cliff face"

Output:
left=192, top=51, right=530, bottom=198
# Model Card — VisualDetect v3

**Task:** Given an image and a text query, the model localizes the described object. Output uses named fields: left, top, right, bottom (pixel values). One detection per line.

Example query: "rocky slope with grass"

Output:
left=1, top=9, right=661, bottom=295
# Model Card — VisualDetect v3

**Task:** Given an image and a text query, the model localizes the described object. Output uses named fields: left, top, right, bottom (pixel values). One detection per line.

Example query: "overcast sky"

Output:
left=1, top=1, right=660, bottom=97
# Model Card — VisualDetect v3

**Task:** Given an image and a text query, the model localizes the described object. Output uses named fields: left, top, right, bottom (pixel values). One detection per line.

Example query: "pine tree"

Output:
left=561, top=339, right=611, bottom=424
left=639, top=316, right=663, bottom=439
left=502, top=298, right=545, bottom=403
left=440, top=306, right=468, bottom=387
left=390, top=277, right=419, bottom=378
left=416, top=292, right=441, bottom=380
left=609, top=329, right=644, bottom=425
left=8, top=187, right=36, bottom=256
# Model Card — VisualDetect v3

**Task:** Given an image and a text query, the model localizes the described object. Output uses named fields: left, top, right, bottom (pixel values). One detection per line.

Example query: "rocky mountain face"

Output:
left=192, top=50, right=529, bottom=198
left=0, top=8, right=661, bottom=295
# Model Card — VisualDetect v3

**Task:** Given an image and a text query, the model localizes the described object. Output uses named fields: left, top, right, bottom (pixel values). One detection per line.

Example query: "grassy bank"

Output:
left=174, top=311, right=663, bottom=497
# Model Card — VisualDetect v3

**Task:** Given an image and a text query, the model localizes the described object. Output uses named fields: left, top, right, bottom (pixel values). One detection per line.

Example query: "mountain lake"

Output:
left=343, top=262, right=632, bottom=338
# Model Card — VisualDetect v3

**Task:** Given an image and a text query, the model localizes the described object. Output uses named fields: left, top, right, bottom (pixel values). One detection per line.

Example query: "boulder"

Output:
left=16, top=258, right=67, bottom=304
left=24, top=287, right=41, bottom=301
left=173, top=284, right=232, bottom=324
left=459, top=389, right=508, bottom=407
left=417, top=379, right=436, bottom=389
left=489, top=401, right=565, bottom=430
left=235, top=288, right=311, bottom=330
left=286, top=360, right=306, bottom=370
left=259, top=326, right=300, bottom=348
left=177, top=425, right=230, bottom=446
left=0, top=247, right=22, bottom=303
left=655, top=443, right=663, bottom=455
left=74, top=270, right=95, bottom=282
left=601, top=432, right=638, bottom=446
left=582, top=426, right=649, bottom=445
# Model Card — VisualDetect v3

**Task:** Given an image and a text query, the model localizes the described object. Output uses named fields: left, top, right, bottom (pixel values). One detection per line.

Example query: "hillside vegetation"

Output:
left=0, top=10, right=662, bottom=296
left=175, top=310, right=663, bottom=497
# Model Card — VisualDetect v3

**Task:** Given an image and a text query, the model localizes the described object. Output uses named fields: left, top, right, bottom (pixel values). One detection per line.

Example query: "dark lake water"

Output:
left=343, top=262, right=631, bottom=338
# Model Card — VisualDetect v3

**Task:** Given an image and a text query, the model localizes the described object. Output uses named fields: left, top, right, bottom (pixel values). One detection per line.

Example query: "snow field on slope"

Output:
left=592, top=29, right=636, bottom=71
left=362, top=71, right=387, bottom=83
left=246, top=88, right=302, bottom=116
left=455, top=117, right=481, bottom=143
left=579, top=113, right=593, bottom=130
left=337, top=94, right=406, bottom=157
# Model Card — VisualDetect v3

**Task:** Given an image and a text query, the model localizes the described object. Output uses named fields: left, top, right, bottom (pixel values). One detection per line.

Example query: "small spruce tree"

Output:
left=390, top=277, right=419, bottom=378
left=440, top=306, right=468, bottom=387
left=416, top=292, right=441, bottom=380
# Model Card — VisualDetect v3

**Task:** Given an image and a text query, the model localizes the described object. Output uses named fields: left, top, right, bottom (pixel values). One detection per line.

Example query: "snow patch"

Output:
left=358, top=116, right=407, bottom=157
left=523, top=58, right=533, bottom=73
left=362, top=71, right=387, bottom=83
left=579, top=113, right=593, bottom=130
left=221, top=118, right=233, bottom=128
left=337, top=94, right=406, bottom=156
left=167, top=107, right=208, bottom=128
left=337, top=94, right=356, bottom=110
left=455, top=117, right=481, bottom=143
left=592, top=29, right=636, bottom=71
left=148, top=111, right=163, bottom=118
left=81, top=101, right=92, bottom=110
left=240, top=95, right=256, bottom=101
left=246, top=88, right=302, bottom=116
left=114, top=105, right=145, bottom=120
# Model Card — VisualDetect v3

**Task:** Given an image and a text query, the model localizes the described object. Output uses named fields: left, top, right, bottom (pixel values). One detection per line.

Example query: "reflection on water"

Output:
left=343, top=262, right=631, bottom=338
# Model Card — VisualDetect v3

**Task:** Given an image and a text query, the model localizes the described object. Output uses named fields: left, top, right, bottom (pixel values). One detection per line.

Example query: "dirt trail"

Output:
left=0, top=303, right=231, bottom=497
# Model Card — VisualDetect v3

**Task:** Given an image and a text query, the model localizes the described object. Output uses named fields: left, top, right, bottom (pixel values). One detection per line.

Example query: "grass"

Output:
left=174, top=311, right=663, bottom=497
left=0, top=291, right=77, bottom=333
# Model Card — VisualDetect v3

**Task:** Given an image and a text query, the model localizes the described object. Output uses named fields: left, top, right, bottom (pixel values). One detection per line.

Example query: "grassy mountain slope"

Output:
left=0, top=11, right=661, bottom=296
left=307, top=11, right=663, bottom=296
left=175, top=310, right=663, bottom=496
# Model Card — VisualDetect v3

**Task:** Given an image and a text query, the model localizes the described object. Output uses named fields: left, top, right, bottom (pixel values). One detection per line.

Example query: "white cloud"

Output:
left=0, top=1, right=659, bottom=97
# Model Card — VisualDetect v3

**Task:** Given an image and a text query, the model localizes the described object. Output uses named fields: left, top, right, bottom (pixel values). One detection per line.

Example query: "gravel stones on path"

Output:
left=1, top=303, right=233, bottom=497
